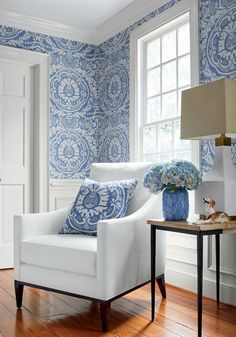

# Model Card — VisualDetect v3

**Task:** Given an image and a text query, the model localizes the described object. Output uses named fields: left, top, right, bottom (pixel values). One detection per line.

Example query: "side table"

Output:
left=148, top=219, right=236, bottom=337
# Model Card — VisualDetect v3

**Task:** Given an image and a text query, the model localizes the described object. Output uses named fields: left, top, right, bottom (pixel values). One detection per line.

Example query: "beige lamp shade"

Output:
left=181, top=79, right=236, bottom=140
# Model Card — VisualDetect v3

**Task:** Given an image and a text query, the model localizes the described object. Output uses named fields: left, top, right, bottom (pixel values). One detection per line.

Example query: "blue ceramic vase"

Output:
left=162, top=188, right=189, bottom=221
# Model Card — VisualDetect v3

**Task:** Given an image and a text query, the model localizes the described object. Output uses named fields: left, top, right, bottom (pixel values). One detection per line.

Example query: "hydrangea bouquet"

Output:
left=143, top=160, right=202, bottom=193
left=143, top=160, right=202, bottom=221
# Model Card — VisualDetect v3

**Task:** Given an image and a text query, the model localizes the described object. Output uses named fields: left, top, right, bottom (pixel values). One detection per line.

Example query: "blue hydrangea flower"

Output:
left=143, top=160, right=202, bottom=193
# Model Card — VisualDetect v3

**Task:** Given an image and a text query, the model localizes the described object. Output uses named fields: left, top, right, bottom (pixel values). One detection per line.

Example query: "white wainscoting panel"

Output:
left=50, top=179, right=82, bottom=211
left=166, top=233, right=236, bottom=305
left=208, top=235, right=236, bottom=277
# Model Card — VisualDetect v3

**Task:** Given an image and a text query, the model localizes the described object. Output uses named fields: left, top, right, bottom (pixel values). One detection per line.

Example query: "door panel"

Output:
left=2, top=185, right=24, bottom=242
left=2, top=74, right=25, bottom=97
left=0, top=61, right=33, bottom=268
left=1, top=104, right=25, bottom=166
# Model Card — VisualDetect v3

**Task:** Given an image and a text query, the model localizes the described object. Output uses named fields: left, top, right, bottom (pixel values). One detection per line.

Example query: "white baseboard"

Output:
left=166, top=267, right=236, bottom=306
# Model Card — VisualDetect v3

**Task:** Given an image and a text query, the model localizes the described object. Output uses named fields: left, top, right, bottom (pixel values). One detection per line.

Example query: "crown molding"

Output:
left=0, top=0, right=170, bottom=45
left=96, top=0, right=169, bottom=45
left=0, top=7, right=97, bottom=44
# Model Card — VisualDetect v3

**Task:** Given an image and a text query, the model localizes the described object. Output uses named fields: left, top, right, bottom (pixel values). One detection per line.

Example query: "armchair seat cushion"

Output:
left=21, top=234, right=97, bottom=277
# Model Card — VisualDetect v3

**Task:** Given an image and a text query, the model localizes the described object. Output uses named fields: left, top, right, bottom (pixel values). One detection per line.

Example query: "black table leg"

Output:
left=197, top=233, right=203, bottom=337
left=215, top=234, right=220, bottom=305
left=151, top=226, right=156, bottom=321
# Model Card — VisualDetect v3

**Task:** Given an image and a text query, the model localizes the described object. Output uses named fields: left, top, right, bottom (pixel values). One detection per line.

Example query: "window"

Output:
left=130, top=1, right=199, bottom=166
left=141, top=14, right=191, bottom=163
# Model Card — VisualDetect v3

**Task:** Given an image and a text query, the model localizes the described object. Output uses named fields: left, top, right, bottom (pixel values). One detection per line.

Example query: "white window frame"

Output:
left=130, top=0, right=200, bottom=168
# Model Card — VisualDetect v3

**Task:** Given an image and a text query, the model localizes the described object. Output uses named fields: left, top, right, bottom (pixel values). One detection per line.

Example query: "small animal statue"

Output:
left=202, top=198, right=231, bottom=223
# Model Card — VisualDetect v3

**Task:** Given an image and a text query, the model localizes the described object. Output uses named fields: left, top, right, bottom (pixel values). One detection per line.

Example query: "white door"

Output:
left=0, top=61, right=34, bottom=268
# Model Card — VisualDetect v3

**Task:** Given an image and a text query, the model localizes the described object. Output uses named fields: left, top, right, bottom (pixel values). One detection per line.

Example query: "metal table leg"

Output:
left=197, top=233, right=203, bottom=337
left=151, top=226, right=156, bottom=321
left=215, top=234, right=220, bottom=304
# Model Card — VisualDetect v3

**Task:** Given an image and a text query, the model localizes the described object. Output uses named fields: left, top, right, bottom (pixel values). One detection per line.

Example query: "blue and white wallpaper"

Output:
left=98, top=0, right=185, bottom=163
left=200, top=0, right=236, bottom=173
left=0, top=0, right=236, bottom=178
left=0, top=27, right=102, bottom=179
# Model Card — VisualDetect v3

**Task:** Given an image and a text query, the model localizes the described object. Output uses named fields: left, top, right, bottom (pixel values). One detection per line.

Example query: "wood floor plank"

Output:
left=0, top=302, right=36, bottom=337
left=54, top=294, right=179, bottom=337
left=155, top=284, right=236, bottom=324
left=125, top=287, right=236, bottom=337
left=0, top=269, right=236, bottom=337
left=42, top=314, right=115, bottom=337
left=46, top=292, right=152, bottom=337
left=0, top=287, right=59, bottom=337
left=114, top=297, right=200, bottom=337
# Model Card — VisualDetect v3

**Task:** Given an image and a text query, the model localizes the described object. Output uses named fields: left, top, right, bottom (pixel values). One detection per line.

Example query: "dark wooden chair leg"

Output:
left=15, top=280, right=24, bottom=308
left=156, top=274, right=166, bottom=298
left=100, top=301, right=111, bottom=331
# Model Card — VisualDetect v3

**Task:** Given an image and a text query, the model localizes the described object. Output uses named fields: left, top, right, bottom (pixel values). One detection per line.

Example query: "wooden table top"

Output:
left=147, top=219, right=236, bottom=233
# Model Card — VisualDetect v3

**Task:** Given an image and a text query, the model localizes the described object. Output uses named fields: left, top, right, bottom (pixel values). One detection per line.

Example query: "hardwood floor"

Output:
left=0, top=269, right=235, bottom=337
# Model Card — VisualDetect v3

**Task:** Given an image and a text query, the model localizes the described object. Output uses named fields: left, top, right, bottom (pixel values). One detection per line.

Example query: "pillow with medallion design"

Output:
left=59, top=178, right=138, bottom=236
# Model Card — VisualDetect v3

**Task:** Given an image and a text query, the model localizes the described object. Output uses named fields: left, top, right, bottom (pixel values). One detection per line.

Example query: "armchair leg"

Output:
left=15, top=281, right=24, bottom=308
left=156, top=274, right=166, bottom=298
left=100, top=301, right=111, bottom=331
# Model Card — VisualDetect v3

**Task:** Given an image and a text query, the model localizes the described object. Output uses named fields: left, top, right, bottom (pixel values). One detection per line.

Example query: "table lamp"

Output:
left=181, top=79, right=236, bottom=217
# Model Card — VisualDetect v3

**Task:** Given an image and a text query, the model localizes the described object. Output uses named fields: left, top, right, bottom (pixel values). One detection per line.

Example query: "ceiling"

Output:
left=0, top=0, right=136, bottom=29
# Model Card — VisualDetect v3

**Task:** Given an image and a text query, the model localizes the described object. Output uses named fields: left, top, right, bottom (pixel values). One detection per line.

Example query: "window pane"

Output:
left=178, top=55, right=190, bottom=87
left=147, top=38, right=160, bottom=69
left=162, top=91, right=178, bottom=119
left=158, top=121, right=172, bottom=152
left=147, top=67, right=160, bottom=97
left=178, top=87, right=190, bottom=114
left=143, top=154, right=157, bottom=162
left=158, top=153, right=173, bottom=163
left=175, top=151, right=191, bottom=161
left=162, top=30, right=176, bottom=62
left=162, top=60, right=176, bottom=92
left=143, top=125, right=157, bottom=154
left=178, top=23, right=190, bottom=56
left=147, top=96, right=161, bottom=123
left=174, top=119, right=190, bottom=150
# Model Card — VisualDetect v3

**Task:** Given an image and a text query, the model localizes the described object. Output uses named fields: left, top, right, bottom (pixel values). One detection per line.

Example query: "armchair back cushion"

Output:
left=90, top=163, right=152, bottom=215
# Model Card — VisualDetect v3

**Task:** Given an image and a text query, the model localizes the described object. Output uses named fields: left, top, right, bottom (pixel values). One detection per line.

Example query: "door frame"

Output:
left=0, top=45, right=50, bottom=212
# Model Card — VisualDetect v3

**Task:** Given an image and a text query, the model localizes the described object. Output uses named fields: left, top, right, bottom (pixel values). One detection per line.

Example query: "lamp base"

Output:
left=215, top=134, right=231, bottom=147
left=195, top=146, right=236, bottom=216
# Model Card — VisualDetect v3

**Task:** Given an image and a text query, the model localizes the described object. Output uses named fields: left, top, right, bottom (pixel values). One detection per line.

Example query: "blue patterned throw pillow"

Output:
left=59, top=178, right=138, bottom=236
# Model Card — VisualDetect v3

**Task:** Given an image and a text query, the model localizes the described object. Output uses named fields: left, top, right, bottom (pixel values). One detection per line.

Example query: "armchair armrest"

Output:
left=14, top=207, right=70, bottom=280
left=97, top=194, right=166, bottom=300
left=14, top=207, right=70, bottom=241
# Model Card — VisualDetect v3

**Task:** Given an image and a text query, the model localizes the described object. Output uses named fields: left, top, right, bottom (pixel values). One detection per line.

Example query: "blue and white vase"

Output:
left=162, top=188, right=189, bottom=221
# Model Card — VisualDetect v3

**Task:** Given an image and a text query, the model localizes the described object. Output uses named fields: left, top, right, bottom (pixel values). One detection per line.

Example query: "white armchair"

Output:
left=14, top=163, right=166, bottom=331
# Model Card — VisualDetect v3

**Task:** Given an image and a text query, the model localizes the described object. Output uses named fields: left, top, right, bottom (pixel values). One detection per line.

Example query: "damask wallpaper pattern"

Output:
left=200, top=0, right=236, bottom=173
left=0, top=27, right=102, bottom=179
left=98, top=0, right=182, bottom=163
left=0, top=0, right=235, bottom=178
